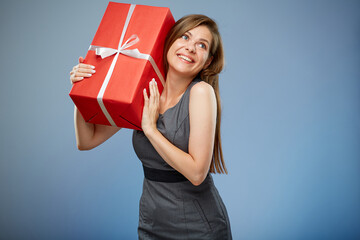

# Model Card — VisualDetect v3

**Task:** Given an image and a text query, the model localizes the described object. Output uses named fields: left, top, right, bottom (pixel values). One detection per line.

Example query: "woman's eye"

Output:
left=198, top=43, right=206, bottom=49
left=181, top=35, right=188, bottom=40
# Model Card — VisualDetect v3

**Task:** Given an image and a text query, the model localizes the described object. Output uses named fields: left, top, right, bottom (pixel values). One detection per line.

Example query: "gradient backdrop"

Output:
left=1, top=0, right=359, bottom=239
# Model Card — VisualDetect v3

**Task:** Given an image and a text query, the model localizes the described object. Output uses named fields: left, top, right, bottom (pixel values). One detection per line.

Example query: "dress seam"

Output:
left=180, top=186, right=190, bottom=239
left=173, top=114, right=189, bottom=137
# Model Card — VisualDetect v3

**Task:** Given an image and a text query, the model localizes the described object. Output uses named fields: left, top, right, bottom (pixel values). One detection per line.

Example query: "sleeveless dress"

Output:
left=132, top=78, right=232, bottom=240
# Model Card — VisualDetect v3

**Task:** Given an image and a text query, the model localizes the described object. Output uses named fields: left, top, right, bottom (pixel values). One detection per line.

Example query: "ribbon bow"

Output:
left=89, top=34, right=140, bottom=59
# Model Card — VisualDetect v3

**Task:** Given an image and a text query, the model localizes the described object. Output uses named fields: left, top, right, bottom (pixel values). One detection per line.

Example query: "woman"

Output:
left=70, top=14, right=232, bottom=240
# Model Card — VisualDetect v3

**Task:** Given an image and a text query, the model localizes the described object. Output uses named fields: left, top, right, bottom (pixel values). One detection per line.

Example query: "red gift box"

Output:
left=69, top=2, right=175, bottom=130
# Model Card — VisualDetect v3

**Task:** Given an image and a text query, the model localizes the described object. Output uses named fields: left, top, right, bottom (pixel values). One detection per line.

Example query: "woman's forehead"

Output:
left=186, top=25, right=213, bottom=42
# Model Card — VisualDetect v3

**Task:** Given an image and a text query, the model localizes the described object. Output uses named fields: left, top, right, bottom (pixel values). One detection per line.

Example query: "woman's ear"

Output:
left=203, top=56, right=213, bottom=69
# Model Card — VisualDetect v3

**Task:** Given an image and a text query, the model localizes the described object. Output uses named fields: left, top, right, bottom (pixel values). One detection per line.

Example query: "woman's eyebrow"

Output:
left=186, top=31, right=210, bottom=45
left=199, top=38, right=210, bottom=45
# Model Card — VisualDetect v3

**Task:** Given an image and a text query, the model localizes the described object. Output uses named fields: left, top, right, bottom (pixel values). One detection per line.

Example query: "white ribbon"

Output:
left=88, top=34, right=139, bottom=59
left=88, top=4, right=165, bottom=126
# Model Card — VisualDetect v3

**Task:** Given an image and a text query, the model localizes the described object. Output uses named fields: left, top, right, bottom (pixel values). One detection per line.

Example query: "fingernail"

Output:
left=87, top=73, right=92, bottom=77
left=90, top=65, right=95, bottom=69
left=150, top=81, right=153, bottom=85
left=91, top=70, right=96, bottom=73
left=79, top=77, right=84, bottom=80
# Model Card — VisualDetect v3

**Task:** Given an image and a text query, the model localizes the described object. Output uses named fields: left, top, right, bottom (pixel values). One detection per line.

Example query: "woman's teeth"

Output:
left=178, top=55, right=193, bottom=63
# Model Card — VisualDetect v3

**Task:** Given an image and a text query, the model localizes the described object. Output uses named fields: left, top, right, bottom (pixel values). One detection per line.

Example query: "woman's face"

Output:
left=167, top=25, right=213, bottom=79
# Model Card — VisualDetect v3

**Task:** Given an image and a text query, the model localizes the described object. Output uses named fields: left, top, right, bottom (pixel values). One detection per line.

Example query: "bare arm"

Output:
left=70, top=57, right=121, bottom=150
left=142, top=80, right=216, bottom=186
left=74, top=107, right=121, bottom=150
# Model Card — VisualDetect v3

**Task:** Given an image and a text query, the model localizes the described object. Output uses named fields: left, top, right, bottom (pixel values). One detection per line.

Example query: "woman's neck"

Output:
left=162, top=69, right=194, bottom=99
left=159, top=69, right=195, bottom=113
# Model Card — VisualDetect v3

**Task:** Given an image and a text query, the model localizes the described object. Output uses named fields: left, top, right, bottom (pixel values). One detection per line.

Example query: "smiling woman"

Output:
left=135, top=14, right=231, bottom=239
left=70, top=14, right=231, bottom=239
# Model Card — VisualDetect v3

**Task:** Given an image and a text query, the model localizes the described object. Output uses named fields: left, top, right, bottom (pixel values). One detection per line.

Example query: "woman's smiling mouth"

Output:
left=177, top=54, right=194, bottom=63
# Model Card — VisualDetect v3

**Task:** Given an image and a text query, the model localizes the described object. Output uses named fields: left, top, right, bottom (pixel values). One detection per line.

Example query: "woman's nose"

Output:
left=185, top=41, right=196, bottom=53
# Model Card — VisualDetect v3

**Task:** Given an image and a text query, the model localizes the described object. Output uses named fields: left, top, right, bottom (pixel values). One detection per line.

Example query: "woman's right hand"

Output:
left=70, top=56, right=120, bottom=150
left=69, top=56, right=96, bottom=84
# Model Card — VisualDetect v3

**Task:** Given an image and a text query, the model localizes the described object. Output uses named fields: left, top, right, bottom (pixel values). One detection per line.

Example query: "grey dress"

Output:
left=132, top=78, right=232, bottom=240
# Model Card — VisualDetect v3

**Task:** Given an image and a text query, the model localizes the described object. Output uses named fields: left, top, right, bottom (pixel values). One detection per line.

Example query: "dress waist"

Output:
left=142, top=165, right=188, bottom=183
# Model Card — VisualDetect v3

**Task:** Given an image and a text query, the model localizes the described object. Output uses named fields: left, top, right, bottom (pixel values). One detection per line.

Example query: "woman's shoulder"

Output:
left=189, top=80, right=215, bottom=99
left=188, top=80, right=216, bottom=113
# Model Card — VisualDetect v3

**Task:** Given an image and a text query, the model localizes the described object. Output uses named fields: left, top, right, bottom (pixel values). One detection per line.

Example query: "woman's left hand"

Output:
left=142, top=78, right=160, bottom=135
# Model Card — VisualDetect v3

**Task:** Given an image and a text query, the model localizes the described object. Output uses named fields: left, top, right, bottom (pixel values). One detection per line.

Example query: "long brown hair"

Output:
left=163, top=14, right=227, bottom=174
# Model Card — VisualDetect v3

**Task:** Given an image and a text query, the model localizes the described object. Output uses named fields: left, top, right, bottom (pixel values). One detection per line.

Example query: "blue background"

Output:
left=1, top=0, right=359, bottom=239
